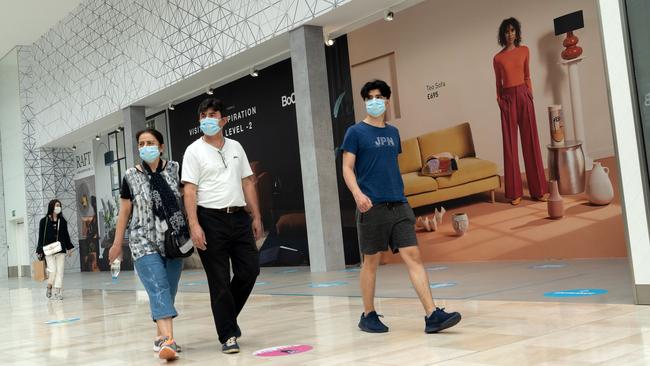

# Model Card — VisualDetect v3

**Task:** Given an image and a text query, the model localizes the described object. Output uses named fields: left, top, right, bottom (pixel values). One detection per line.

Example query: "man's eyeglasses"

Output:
left=218, top=150, right=228, bottom=168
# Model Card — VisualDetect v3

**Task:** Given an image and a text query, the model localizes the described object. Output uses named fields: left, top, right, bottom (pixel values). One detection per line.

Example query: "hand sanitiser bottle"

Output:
left=110, top=259, right=121, bottom=283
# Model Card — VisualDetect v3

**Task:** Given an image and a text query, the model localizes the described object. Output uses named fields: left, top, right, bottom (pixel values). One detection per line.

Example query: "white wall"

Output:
left=0, top=48, right=28, bottom=268
left=348, top=0, right=614, bottom=172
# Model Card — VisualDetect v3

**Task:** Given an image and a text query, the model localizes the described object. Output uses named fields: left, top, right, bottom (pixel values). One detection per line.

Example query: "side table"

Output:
left=547, top=140, right=585, bottom=195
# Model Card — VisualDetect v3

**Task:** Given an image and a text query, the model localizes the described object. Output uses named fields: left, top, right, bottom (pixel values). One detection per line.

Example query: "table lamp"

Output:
left=554, top=10, right=584, bottom=60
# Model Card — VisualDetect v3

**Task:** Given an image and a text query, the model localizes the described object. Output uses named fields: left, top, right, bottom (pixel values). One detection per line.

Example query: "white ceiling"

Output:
left=0, top=0, right=84, bottom=59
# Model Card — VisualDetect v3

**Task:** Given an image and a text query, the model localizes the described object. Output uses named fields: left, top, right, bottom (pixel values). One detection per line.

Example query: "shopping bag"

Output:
left=32, top=260, right=47, bottom=282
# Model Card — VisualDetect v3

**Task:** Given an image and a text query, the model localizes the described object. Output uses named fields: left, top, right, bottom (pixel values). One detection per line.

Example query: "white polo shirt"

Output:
left=181, top=137, right=253, bottom=209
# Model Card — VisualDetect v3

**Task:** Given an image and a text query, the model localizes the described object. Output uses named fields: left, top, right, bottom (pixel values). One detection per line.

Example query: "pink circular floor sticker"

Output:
left=253, top=344, right=313, bottom=357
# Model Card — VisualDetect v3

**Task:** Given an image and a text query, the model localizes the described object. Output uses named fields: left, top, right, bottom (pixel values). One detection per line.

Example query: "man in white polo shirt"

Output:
left=182, top=98, right=262, bottom=354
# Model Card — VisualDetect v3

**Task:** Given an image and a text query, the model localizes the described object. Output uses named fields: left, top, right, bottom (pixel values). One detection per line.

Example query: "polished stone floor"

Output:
left=4, top=259, right=648, bottom=365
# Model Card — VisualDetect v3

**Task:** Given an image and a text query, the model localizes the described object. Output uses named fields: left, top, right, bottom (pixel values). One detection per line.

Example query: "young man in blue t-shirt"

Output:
left=342, top=80, right=461, bottom=334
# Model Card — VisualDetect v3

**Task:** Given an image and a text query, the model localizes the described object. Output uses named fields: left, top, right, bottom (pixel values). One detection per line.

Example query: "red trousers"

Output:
left=498, top=84, right=548, bottom=199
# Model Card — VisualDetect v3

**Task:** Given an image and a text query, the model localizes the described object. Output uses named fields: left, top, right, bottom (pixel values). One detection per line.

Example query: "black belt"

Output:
left=200, top=206, right=245, bottom=214
left=377, top=201, right=405, bottom=209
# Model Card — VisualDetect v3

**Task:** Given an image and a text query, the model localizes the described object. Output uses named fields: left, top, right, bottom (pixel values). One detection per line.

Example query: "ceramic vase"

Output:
left=561, top=31, right=583, bottom=60
left=547, top=180, right=564, bottom=219
left=452, top=213, right=469, bottom=236
left=587, top=162, right=614, bottom=205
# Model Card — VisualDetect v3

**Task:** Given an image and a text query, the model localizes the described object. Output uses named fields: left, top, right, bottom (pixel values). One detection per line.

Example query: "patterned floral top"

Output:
left=121, top=160, right=182, bottom=261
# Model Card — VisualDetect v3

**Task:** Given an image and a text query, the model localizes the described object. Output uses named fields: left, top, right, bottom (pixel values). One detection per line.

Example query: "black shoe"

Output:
left=358, top=311, right=389, bottom=333
left=425, top=307, right=461, bottom=333
left=222, top=337, right=240, bottom=354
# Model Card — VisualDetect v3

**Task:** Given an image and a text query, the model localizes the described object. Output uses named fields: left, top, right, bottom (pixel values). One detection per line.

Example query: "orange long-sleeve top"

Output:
left=493, top=45, right=532, bottom=99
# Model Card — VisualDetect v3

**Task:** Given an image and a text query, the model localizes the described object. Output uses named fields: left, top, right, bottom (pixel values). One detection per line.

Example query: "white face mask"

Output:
left=54, top=207, right=62, bottom=214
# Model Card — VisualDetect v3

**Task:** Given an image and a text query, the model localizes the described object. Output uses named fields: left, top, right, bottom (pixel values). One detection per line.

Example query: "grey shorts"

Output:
left=356, top=202, right=418, bottom=255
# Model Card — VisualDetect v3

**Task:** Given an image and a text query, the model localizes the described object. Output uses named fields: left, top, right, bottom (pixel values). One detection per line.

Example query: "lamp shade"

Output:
left=554, top=10, right=584, bottom=35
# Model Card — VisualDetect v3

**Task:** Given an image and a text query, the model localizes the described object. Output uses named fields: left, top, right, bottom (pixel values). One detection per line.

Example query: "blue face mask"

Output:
left=200, top=117, right=221, bottom=136
left=365, top=98, right=386, bottom=117
left=139, top=146, right=160, bottom=163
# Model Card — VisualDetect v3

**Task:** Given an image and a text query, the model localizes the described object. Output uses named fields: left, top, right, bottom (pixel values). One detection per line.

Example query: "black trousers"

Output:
left=197, top=207, right=260, bottom=344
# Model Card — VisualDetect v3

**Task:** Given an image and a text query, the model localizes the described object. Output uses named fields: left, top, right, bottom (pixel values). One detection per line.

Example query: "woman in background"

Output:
left=36, top=199, right=74, bottom=300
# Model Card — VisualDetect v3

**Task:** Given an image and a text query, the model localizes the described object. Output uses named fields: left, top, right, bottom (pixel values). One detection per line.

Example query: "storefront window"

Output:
left=108, top=129, right=126, bottom=198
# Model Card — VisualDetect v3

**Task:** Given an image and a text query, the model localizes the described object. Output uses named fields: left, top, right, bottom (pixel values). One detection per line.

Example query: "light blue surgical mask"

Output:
left=365, top=98, right=386, bottom=117
left=200, top=117, right=221, bottom=136
left=139, top=146, right=160, bottom=163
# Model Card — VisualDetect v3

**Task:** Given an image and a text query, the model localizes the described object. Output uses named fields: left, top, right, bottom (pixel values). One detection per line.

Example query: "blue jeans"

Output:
left=134, top=253, right=183, bottom=321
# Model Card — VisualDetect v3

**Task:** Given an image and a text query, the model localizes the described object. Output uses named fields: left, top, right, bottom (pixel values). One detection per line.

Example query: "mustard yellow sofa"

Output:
left=398, top=123, right=500, bottom=208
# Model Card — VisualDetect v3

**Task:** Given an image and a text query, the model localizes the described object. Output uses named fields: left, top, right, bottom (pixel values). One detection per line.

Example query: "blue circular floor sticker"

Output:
left=427, top=266, right=448, bottom=271
left=531, top=263, right=566, bottom=269
left=182, top=271, right=204, bottom=276
left=183, top=280, right=208, bottom=286
left=544, top=289, right=608, bottom=297
left=309, top=281, right=348, bottom=288
left=429, top=282, right=456, bottom=289
left=276, top=269, right=300, bottom=274
left=341, top=268, right=361, bottom=273
left=45, top=317, right=80, bottom=325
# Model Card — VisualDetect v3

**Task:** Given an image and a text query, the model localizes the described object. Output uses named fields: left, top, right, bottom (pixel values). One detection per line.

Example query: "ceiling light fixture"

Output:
left=384, top=10, right=394, bottom=21
left=168, top=103, right=175, bottom=110
left=325, top=37, right=335, bottom=46
left=95, top=135, right=100, bottom=141
left=72, top=145, right=76, bottom=151
left=206, top=88, right=214, bottom=95
left=250, top=68, right=259, bottom=77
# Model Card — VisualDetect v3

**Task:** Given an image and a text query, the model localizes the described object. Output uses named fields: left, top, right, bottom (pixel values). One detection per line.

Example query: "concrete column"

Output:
left=122, top=106, right=146, bottom=168
left=290, top=25, right=345, bottom=272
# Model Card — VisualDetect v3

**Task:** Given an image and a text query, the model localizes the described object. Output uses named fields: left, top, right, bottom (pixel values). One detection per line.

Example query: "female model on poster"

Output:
left=493, top=17, right=548, bottom=205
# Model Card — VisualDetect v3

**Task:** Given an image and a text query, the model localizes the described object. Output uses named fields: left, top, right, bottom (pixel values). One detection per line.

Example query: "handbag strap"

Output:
left=42, top=216, right=48, bottom=247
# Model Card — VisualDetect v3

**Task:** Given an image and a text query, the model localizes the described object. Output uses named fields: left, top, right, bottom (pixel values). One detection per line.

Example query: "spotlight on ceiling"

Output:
left=206, top=88, right=214, bottom=95
left=95, top=135, right=100, bottom=141
left=72, top=145, right=76, bottom=151
left=325, top=38, right=335, bottom=46
left=168, top=103, right=175, bottom=111
left=384, top=10, right=394, bottom=21
left=250, top=69, right=259, bottom=77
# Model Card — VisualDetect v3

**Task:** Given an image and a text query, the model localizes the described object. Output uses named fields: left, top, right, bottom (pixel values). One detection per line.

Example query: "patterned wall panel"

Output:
left=27, top=0, right=348, bottom=147
left=18, top=47, right=80, bottom=272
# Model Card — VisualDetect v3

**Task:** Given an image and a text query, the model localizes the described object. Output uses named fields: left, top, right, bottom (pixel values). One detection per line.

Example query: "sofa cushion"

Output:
left=435, top=158, right=498, bottom=189
left=402, top=172, right=438, bottom=196
left=417, top=123, right=476, bottom=163
left=398, top=138, right=422, bottom=174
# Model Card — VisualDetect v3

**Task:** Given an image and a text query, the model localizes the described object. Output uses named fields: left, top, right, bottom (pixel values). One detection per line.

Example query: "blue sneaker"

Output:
left=425, top=307, right=461, bottom=333
left=358, top=311, right=389, bottom=333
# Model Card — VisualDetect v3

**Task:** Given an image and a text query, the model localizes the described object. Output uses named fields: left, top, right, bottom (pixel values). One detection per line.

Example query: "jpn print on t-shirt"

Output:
left=374, top=136, right=395, bottom=147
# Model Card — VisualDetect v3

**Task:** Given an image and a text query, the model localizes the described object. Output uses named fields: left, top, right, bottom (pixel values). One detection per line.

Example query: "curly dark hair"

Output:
left=498, top=17, right=522, bottom=47
left=360, top=79, right=392, bottom=100
left=198, top=98, right=225, bottom=118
